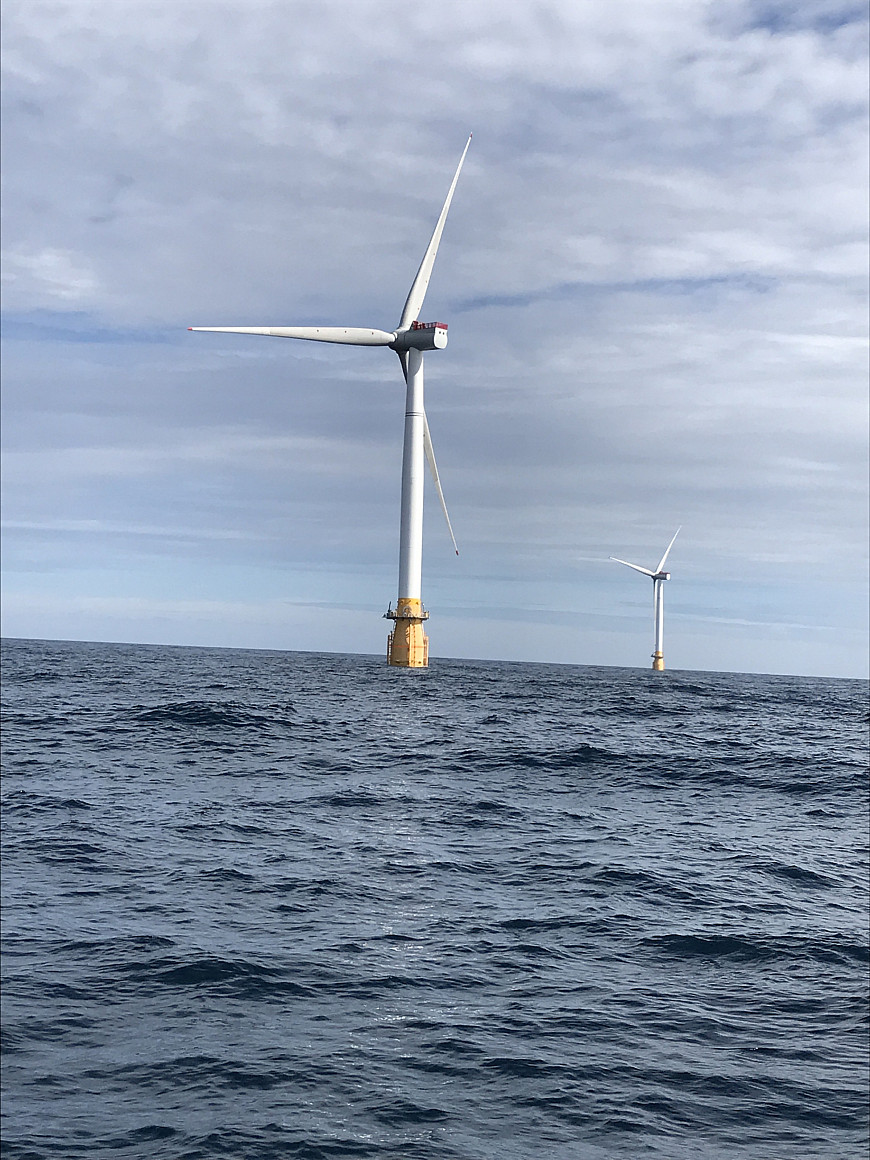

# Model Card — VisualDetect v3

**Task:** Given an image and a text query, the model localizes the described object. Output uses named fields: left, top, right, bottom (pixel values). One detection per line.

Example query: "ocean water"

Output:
left=1, top=637, right=867, bottom=1160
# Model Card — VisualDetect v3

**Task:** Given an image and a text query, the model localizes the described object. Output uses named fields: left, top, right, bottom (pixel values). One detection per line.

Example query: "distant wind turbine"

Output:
left=610, top=528, right=681, bottom=671
left=189, top=137, right=472, bottom=668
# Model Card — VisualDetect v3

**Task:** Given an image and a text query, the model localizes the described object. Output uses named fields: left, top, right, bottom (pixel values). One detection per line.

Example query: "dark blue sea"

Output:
left=1, top=637, right=868, bottom=1160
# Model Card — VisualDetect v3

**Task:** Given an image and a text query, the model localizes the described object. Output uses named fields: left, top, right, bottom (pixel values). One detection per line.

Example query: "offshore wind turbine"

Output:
left=610, top=528, right=681, bottom=671
left=189, top=137, right=471, bottom=668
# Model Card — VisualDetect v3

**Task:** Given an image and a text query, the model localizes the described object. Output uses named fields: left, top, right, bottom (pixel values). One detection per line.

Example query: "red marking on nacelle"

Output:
left=411, top=320, right=448, bottom=331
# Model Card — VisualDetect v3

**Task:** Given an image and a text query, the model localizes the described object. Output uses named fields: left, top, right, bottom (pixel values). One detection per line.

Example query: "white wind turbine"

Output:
left=610, top=528, right=681, bottom=671
left=189, top=137, right=471, bottom=668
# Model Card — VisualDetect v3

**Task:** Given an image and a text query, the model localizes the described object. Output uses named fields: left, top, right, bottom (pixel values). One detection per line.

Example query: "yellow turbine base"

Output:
left=386, top=597, right=429, bottom=668
left=652, top=652, right=665, bottom=671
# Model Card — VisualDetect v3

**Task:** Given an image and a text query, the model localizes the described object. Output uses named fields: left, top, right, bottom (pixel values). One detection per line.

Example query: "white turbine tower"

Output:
left=610, top=528, right=681, bottom=671
left=189, top=137, right=471, bottom=668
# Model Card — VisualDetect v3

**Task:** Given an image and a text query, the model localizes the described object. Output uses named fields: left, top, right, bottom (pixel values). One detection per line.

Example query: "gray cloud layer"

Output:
left=2, top=0, right=868, bottom=675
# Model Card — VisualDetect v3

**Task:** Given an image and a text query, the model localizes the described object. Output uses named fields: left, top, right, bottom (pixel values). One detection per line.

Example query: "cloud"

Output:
left=1, top=247, right=99, bottom=305
left=1, top=0, right=867, bottom=675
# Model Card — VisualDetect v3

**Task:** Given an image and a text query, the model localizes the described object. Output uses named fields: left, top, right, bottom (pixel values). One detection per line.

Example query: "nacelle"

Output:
left=393, top=321, right=448, bottom=352
left=654, top=571, right=671, bottom=581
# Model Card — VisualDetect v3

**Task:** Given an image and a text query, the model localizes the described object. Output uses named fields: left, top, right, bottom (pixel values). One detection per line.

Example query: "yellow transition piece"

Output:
left=652, top=651, right=665, bottom=672
left=386, top=597, right=430, bottom=668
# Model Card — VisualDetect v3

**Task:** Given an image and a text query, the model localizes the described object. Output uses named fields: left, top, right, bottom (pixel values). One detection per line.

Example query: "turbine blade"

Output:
left=424, top=412, right=459, bottom=556
left=188, top=326, right=396, bottom=346
left=609, top=557, right=655, bottom=578
left=396, top=350, right=456, bottom=553
left=396, top=348, right=409, bottom=383
left=397, top=135, right=472, bottom=332
left=655, top=526, right=681, bottom=574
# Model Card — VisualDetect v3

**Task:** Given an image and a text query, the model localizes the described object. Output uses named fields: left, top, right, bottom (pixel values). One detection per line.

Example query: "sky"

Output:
left=1, top=0, right=868, bottom=678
